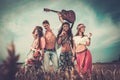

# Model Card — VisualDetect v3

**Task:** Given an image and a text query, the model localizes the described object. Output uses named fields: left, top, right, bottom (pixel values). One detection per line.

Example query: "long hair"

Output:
left=57, top=22, right=73, bottom=47
left=32, top=26, right=43, bottom=49
left=75, top=24, right=85, bottom=37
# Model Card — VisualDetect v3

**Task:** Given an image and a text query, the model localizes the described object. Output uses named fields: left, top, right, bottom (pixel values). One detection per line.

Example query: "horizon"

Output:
left=0, top=0, right=120, bottom=63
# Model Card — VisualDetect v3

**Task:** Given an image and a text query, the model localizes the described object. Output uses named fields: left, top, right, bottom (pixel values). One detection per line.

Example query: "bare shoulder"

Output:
left=46, top=31, right=55, bottom=36
left=51, top=31, right=56, bottom=37
left=51, top=31, right=55, bottom=35
left=40, top=37, right=45, bottom=41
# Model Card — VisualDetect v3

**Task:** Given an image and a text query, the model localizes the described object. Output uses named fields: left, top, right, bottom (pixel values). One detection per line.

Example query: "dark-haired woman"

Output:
left=72, top=24, right=92, bottom=80
left=57, top=21, right=73, bottom=68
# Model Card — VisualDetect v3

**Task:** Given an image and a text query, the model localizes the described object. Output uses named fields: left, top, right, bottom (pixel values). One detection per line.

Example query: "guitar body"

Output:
left=44, top=8, right=76, bottom=23
left=61, top=10, right=76, bottom=23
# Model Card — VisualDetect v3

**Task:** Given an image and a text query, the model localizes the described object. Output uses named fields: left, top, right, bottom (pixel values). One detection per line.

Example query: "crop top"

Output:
left=57, top=36, right=72, bottom=49
left=61, top=36, right=71, bottom=45
left=73, top=35, right=89, bottom=46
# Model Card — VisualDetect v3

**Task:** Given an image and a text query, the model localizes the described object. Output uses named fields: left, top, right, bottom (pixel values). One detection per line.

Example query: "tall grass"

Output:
left=0, top=42, right=82, bottom=80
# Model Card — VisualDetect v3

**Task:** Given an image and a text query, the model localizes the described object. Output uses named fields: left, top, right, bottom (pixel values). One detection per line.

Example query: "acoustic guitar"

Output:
left=44, top=8, right=76, bottom=23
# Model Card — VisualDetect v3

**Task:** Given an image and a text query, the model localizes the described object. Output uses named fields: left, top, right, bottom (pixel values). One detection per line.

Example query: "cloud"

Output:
left=0, top=0, right=120, bottom=62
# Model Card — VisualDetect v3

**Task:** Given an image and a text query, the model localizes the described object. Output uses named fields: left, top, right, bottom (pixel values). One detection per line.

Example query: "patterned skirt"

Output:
left=26, top=50, right=42, bottom=66
left=59, top=52, right=73, bottom=67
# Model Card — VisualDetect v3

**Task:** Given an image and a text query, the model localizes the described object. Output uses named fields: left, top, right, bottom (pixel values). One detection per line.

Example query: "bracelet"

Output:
left=41, top=54, right=44, bottom=57
left=88, top=37, right=91, bottom=40
left=41, top=56, right=43, bottom=57
left=72, top=55, right=75, bottom=57
left=40, top=56, right=43, bottom=58
left=59, top=35, right=62, bottom=37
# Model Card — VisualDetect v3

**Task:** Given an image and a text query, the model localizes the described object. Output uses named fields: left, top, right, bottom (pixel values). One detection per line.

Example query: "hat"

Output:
left=77, top=24, right=86, bottom=30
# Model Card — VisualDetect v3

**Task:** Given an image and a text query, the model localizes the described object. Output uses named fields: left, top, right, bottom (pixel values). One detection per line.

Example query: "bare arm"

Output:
left=57, top=13, right=64, bottom=23
left=57, top=36, right=62, bottom=45
left=72, top=40, right=76, bottom=57
left=40, top=37, right=46, bottom=56
left=86, top=33, right=92, bottom=46
left=72, top=40, right=76, bottom=62
left=86, top=39, right=90, bottom=46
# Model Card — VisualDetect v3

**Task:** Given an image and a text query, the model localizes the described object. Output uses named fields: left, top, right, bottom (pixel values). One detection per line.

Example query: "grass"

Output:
left=0, top=42, right=82, bottom=80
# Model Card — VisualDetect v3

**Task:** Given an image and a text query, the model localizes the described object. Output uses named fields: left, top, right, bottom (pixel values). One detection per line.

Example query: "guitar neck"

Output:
left=44, top=8, right=60, bottom=13
left=49, top=10, right=60, bottom=13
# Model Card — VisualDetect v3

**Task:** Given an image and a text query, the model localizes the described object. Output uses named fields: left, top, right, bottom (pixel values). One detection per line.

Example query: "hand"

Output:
left=88, top=33, right=92, bottom=38
left=39, top=56, right=43, bottom=61
left=31, top=47, right=36, bottom=51
left=57, top=12, right=64, bottom=23
left=57, top=12, right=61, bottom=17
left=72, top=56, right=75, bottom=62
left=59, top=30, right=66, bottom=37
left=35, top=49, right=38, bottom=53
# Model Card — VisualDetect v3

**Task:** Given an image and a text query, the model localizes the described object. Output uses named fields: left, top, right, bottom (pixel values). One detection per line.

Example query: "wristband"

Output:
left=59, top=36, right=63, bottom=39
left=41, top=54, right=44, bottom=57
left=59, top=35, right=62, bottom=37
left=72, top=55, right=75, bottom=57
left=88, top=37, right=91, bottom=40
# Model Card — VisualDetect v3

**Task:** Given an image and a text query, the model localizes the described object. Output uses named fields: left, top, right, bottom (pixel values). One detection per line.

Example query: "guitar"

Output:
left=44, top=8, right=76, bottom=23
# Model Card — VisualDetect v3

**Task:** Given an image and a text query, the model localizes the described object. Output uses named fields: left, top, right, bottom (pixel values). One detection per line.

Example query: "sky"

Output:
left=0, top=0, right=120, bottom=63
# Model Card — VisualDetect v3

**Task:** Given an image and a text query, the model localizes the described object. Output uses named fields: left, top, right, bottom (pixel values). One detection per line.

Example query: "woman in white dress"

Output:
left=72, top=24, right=92, bottom=80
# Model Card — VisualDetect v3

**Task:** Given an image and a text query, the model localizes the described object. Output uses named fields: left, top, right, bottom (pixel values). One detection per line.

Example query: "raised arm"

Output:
left=57, top=12, right=64, bottom=23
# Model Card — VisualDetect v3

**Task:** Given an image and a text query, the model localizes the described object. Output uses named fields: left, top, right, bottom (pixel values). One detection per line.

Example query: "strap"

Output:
left=70, top=22, right=74, bottom=29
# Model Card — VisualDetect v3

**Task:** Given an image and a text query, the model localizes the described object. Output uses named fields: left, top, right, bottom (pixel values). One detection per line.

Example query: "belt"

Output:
left=76, top=48, right=87, bottom=54
left=44, top=48, right=56, bottom=51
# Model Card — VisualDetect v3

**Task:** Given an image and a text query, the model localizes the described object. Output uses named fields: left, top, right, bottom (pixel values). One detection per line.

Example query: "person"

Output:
left=42, top=20, right=58, bottom=72
left=57, top=13, right=73, bottom=68
left=26, top=26, right=45, bottom=66
left=72, top=24, right=92, bottom=80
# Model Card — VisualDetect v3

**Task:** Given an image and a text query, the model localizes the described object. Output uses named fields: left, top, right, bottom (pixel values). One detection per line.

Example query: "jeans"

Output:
left=43, top=50, right=58, bottom=72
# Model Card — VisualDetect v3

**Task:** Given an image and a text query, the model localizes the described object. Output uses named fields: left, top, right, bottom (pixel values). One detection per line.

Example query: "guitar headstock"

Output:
left=44, top=8, right=51, bottom=12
